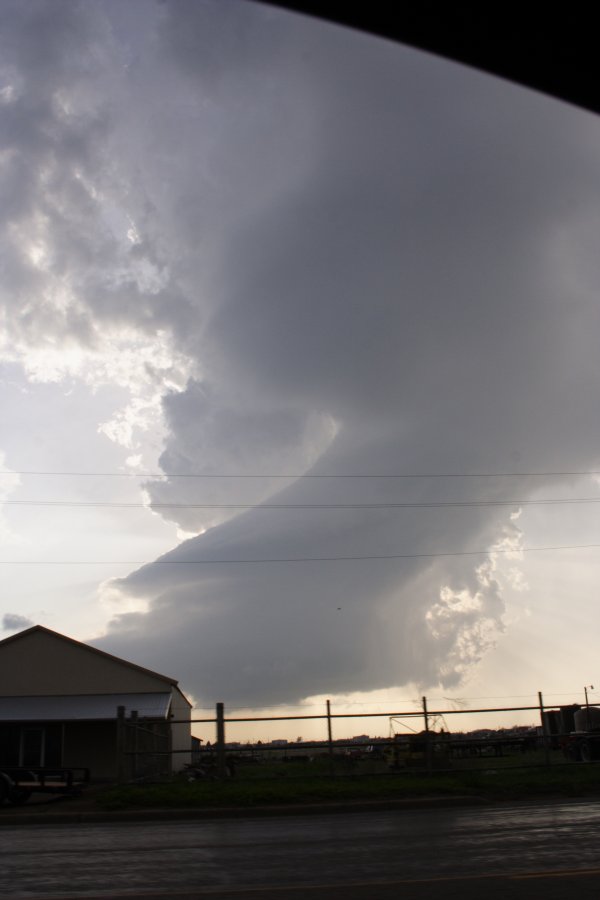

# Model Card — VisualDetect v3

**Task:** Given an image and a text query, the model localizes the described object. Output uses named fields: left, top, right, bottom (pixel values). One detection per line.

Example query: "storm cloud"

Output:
left=2, top=1, right=600, bottom=704
left=2, top=613, right=34, bottom=632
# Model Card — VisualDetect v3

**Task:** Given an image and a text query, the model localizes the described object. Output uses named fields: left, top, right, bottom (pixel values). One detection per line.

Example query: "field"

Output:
left=97, top=753, right=600, bottom=811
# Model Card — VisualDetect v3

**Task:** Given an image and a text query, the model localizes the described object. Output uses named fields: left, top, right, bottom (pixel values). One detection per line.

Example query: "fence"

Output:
left=119, top=692, right=600, bottom=782
left=117, top=705, right=170, bottom=782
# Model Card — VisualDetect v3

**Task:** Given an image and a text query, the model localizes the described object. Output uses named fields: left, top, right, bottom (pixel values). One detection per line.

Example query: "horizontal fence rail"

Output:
left=117, top=693, right=600, bottom=782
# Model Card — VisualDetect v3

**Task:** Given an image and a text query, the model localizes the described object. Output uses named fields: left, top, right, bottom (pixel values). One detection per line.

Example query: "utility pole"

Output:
left=584, top=685, right=594, bottom=731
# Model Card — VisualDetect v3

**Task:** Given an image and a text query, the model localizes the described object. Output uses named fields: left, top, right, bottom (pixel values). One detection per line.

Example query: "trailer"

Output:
left=0, top=768, right=90, bottom=806
left=562, top=733, right=600, bottom=762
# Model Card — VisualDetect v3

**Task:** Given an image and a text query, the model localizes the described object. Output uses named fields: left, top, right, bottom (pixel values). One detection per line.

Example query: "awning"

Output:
left=0, top=692, right=172, bottom=721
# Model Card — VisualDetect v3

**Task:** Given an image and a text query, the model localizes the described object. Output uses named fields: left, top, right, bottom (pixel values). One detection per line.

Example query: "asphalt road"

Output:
left=2, top=800, right=600, bottom=898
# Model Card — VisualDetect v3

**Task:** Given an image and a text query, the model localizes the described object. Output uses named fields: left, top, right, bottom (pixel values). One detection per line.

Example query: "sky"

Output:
left=2, top=0, right=600, bottom=740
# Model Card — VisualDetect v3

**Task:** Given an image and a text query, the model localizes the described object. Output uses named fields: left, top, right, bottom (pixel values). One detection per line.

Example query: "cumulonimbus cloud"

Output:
left=2, top=0, right=600, bottom=704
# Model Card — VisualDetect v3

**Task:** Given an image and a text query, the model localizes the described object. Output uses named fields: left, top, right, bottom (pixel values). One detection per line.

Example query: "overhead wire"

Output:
left=2, top=467, right=600, bottom=479
left=1, top=541, right=599, bottom=565
left=2, top=496, right=600, bottom=510
left=3, top=468, right=600, bottom=567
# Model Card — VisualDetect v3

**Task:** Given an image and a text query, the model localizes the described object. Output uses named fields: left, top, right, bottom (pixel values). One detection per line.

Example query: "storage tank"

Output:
left=574, top=706, right=600, bottom=731
left=558, top=704, right=580, bottom=734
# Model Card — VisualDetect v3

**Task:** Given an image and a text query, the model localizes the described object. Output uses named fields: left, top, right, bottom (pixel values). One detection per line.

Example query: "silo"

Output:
left=574, top=706, right=600, bottom=731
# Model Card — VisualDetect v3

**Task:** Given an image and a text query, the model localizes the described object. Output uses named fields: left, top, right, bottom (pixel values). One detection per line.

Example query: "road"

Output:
left=2, top=800, right=600, bottom=898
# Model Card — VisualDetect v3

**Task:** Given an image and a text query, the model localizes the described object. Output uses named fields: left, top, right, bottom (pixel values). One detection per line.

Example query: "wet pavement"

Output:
left=2, top=799, right=600, bottom=897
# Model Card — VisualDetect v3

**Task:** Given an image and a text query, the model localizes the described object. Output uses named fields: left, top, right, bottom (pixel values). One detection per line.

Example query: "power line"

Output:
left=3, top=497, right=600, bottom=510
left=2, top=468, right=600, bottom=480
left=0, top=542, right=598, bottom=565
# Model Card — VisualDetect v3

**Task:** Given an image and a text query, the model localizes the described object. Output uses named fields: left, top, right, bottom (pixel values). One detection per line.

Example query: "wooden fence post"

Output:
left=131, top=709, right=138, bottom=781
left=116, top=705, right=126, bottom=783
left=216, top=702, right=227, bottom=778
left=538, top=691, right=550, bottom=765
left=326, top=699, right=334, bottom=776
left=423, top=696, right=432, bottom=775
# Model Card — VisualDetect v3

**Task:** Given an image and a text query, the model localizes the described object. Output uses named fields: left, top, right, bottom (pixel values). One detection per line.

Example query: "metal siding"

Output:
left=0, top=693, right=171, bottom=721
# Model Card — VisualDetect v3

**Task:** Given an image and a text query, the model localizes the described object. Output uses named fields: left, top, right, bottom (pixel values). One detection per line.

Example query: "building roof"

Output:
left=0, top=692, right=172, bottom=721
left=0, top=625, right=179, bottom=686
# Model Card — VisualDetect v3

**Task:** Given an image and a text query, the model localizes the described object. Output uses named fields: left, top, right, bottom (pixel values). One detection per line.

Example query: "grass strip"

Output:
left=97, top=764, right=600, bottom=811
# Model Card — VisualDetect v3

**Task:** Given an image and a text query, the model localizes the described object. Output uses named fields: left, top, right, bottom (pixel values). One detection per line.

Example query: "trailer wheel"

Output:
left=580, top=740, right=593, bottom=763
left=8, top=787, right=31, bottom=806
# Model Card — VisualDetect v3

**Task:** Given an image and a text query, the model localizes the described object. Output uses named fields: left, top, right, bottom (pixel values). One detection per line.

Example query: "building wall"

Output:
left=0, top=629, right=174, bottom=695
left=169, top=687, right=192, bottom=771
left=63, top=722, right=118, bottom=780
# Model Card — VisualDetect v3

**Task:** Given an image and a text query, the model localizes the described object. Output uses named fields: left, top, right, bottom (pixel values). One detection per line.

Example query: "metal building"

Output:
left=0, top=625, right=191, bottom=780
